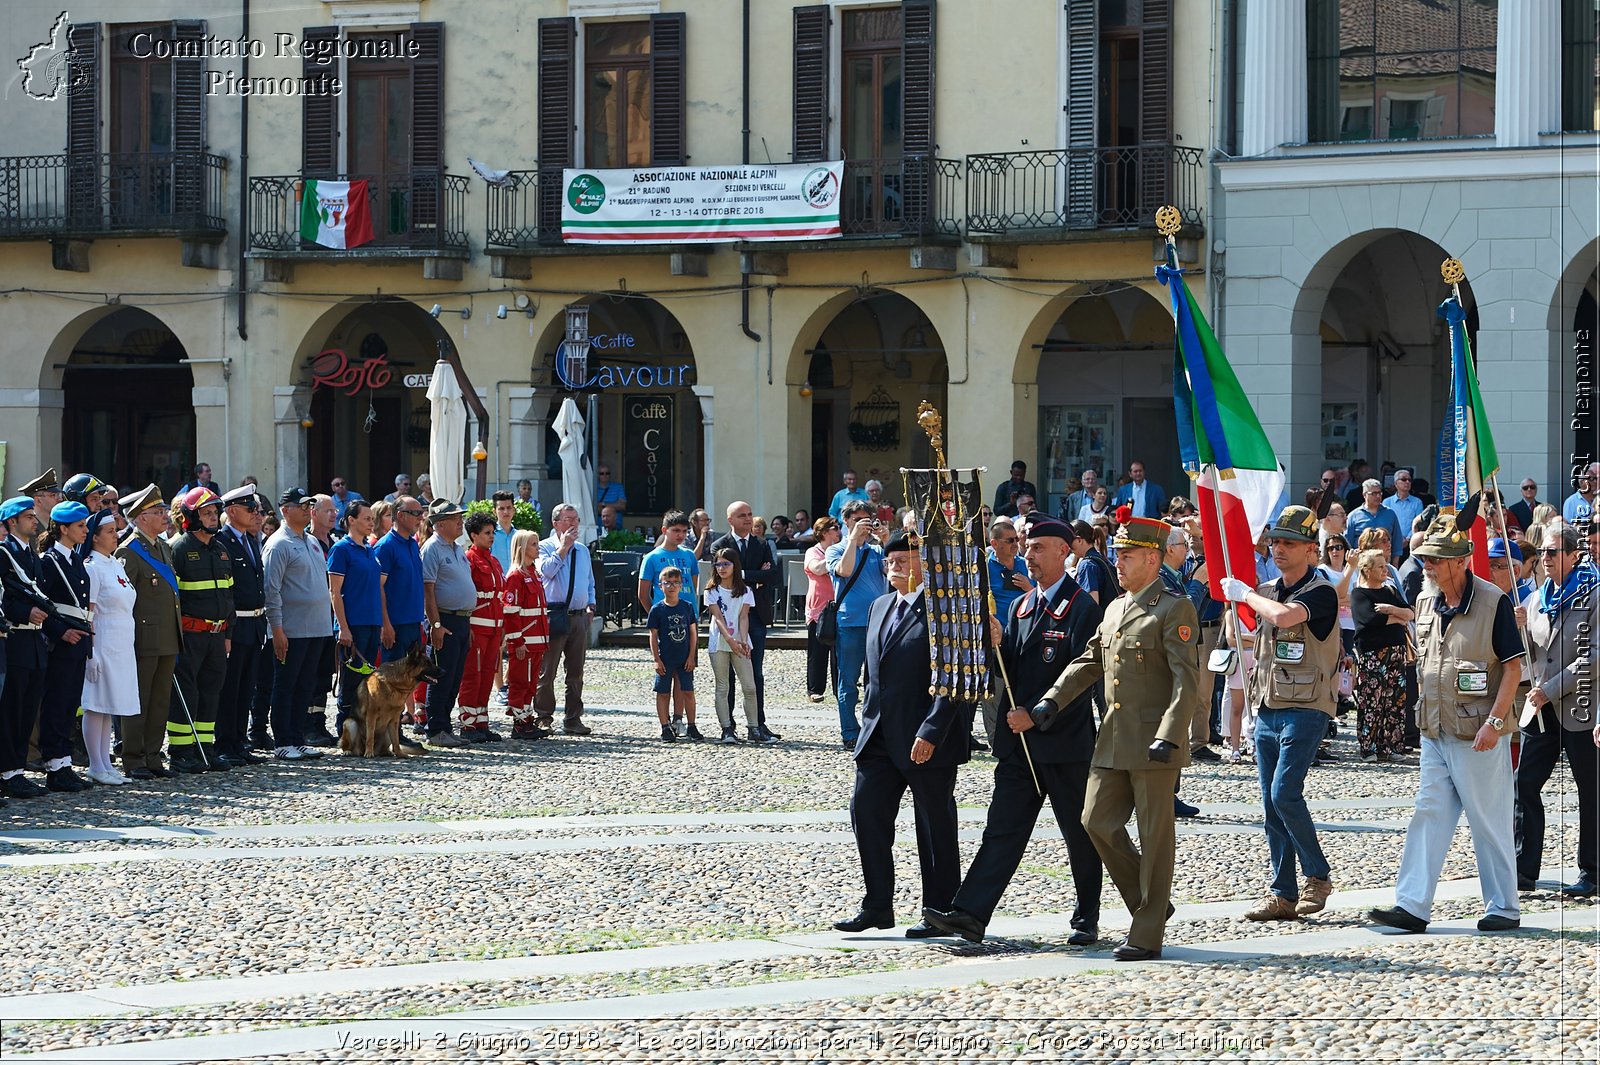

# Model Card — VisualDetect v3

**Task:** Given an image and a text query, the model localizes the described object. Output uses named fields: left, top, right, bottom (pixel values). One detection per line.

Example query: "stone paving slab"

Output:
left=7, top=906, right=1589, bottom=1064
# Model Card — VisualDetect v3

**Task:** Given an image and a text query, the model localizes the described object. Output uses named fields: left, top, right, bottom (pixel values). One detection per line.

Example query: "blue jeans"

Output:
left=335, top=625, right=384, bottom=729
left=834, top=625, right=868, bottom=742
left=1254, top=707, right=1331, bottom=900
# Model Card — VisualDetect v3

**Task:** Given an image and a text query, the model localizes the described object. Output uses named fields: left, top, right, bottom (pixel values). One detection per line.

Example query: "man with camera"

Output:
left=825, top=500, right=891, bottom=747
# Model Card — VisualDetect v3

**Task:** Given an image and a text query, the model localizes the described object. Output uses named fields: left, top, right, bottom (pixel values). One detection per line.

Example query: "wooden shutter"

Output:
left=410, top=22, right=444, bottom=230
left=1064, top=0, right=1097, bottom=227
left=1137, top=0, right=1172, bottom=223
left=900, top=0, right=936, bottom=229
left=537, top=17, right=575, bottom=239
left=66, top=22, right=100, bottom=226
left=301, top=26, right=339, bottom=176
left=792, top=6, right=830, bottom=162
left=171, top=20, right=206, bottom=220
left=650, top=13, right=686, bottom=166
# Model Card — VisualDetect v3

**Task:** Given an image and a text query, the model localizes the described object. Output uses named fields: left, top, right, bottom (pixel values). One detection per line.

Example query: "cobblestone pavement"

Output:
left=1, top=649, right=1594, bottom=1062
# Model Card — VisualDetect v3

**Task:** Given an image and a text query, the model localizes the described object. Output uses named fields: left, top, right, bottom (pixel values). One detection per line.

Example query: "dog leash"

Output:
left=339, top=641, right=376, bottom=675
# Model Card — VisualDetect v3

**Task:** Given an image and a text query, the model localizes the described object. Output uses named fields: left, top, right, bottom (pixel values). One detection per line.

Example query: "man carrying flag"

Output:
left=1433, top=258, right=1506, bottom=580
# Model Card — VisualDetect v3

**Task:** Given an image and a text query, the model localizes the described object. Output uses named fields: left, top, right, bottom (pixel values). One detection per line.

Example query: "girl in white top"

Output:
left=703, top=547, right=765, bottom=743
left=81, top=510, right=140, bottom=785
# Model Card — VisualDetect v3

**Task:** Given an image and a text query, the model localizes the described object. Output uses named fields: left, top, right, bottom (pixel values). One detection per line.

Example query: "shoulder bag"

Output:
left=817, top=546, right=867, bottom=648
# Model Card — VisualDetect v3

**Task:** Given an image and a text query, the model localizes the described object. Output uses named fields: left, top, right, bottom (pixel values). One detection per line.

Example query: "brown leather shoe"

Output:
left=1244, top=894, right=1300, bottom=921
left=563, top=719, right=593, bottom=736
left=1295, top=876, right=1334, bottom=916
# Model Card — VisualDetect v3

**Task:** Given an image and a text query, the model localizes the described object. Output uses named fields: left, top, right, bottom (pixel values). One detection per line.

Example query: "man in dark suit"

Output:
left=1111, top=461, right=1167, bottom=520
left=710, top=500, right=780, bottom=741
left=1507, top=478, right=1541, bottom=532
left=834, top=530, right=972, bottom=938
left=922, top=518, right=1105, bottom=945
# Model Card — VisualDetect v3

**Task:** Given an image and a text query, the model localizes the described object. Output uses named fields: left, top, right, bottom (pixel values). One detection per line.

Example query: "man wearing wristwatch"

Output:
left=1369, top=515, right=1526, bottom=934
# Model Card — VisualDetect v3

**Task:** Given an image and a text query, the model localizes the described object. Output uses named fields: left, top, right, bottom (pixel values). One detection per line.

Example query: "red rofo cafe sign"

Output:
left=310, top=349, right=392, bottom=395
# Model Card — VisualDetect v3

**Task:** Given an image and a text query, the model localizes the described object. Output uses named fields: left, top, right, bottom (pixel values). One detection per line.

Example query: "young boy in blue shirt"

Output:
left=647, top=566, right=702, bottom=742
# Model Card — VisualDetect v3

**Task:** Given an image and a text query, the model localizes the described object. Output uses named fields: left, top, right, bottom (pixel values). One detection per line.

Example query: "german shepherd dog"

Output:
left=340, top=643, right=442, bottom=757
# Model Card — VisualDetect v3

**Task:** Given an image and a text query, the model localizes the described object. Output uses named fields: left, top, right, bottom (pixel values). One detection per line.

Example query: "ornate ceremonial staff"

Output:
left=909, top=402, right=1040, bottom=796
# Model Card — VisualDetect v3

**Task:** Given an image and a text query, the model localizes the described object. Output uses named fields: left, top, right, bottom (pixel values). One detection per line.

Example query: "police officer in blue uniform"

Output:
left=217, top=486, right=268, bottom=766
left=35, top=501, right=94, bottom=792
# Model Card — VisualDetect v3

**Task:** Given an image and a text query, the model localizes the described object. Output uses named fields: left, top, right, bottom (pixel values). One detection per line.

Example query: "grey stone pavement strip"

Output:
left=0, top=815, right=1417, bottom=869
left=6, top=905, right=1592, bottom=1064
left=2, top=868, right=1587, bottom=1025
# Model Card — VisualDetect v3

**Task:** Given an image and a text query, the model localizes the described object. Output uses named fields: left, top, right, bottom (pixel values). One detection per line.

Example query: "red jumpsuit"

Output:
left=501, top=565, right=549, bottom=732
left=457, top=544, right=505, bottom=733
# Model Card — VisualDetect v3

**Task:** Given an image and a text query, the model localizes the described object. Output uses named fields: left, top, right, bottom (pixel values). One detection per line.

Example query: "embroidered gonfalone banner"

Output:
left=902, top=467, right=990, bottom=702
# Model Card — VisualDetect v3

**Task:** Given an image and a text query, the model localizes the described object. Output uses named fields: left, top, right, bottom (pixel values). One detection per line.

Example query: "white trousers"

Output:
left=1395, top=732, right=1519, bottom=921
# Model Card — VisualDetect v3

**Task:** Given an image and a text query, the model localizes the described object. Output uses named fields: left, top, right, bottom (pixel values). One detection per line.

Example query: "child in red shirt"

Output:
left=457, top=512, right=506, bottom=739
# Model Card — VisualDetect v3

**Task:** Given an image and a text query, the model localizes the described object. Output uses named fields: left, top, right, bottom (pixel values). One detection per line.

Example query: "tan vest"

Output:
left=1415, top=575, right=1506, bottom=740
left=1249, top=569, right=1341, bottom=718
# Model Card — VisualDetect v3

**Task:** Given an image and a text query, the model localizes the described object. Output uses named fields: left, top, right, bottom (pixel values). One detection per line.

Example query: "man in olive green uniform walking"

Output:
left=1037, top=515, right=1204, bottom=960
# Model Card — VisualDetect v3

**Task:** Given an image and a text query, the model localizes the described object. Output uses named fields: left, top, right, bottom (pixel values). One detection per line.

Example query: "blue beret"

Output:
left=0, top=496, right=34, bottom=523
left=50, top=501, right=90, bottom=525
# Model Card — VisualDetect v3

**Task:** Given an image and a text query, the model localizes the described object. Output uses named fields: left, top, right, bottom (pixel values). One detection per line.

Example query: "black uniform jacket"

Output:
left=996, top=573, right=1102, bottom=764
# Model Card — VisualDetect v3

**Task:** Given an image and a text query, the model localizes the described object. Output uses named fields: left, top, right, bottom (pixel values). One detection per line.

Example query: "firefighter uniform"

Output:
left=170, top=525, right=235, bottom=772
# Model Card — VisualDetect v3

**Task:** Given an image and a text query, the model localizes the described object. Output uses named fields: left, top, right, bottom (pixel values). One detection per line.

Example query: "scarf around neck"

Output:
left=1538, top=561, right=1599, bottom=620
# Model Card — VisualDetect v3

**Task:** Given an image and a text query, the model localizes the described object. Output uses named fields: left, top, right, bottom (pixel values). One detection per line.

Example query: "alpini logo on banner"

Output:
left=567, top=174, right=606, bottom=214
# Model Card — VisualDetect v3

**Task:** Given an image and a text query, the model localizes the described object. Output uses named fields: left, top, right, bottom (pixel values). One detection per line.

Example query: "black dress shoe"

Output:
left=170, top=756, right=207, bottom=775
left=1477, top=913, right=1521, bottom=931
left=904, top=920, right=946, bottom=939
left=2, top=775, right=48, bottom=798
left=303, top=730, right=337, bottom=748
left=46, top=767, right=89, bottom=792
left=1190, top=745, right=1221, bottom=762
left=1517, top=875, right=1538, bottom=892
left=227, top=748, right=267, bottom=766
left=1561, top=876, right=1598, bottom=898
left=1067, top=925, right=1099, bottom=947
left=1368, top=906, right=1428, bottom=933
left=970, top=734, right=989, bottom=751
left=1112, top=941, right=1162, bottom=961
left=832, top=909, right=894, bottom=933
left=921, top=907, right=985, bottom=943
left=203, top=750, right=232, bottom=772
left=126, top=767, right=155, bottom=781
left=1174, top=797, right=1200, bottom=818
left=147, top=765, right=175, bottom=779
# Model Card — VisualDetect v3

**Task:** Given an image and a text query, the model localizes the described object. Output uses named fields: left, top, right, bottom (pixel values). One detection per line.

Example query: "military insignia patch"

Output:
left=1044, top=645, right=1057, bottom=663
left=1177, top=624, right=1193, bottom=642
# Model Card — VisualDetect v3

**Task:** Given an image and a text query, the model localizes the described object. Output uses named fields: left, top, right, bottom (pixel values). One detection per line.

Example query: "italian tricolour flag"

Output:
left=1160, top=260, right=1285, bottom=630
left=300, top=179, right=375, bottom=249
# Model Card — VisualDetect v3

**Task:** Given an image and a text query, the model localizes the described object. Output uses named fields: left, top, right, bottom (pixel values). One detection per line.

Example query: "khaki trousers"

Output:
left=123, top=653, right=176, bottom=770
left=1083, top=765, right=1182, bottom=950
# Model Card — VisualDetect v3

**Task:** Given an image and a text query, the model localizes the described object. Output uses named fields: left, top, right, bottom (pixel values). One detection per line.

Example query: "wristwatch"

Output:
left=1487, top=715, right=1505, bottom=731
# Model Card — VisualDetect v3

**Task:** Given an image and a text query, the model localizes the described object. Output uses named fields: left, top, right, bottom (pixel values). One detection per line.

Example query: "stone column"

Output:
left=1496, top=0, right=1561, bottom=147
left=0, top=388, right=62, bottom=487
left=692, top=384, right=714, bottom=520
left=1242, top=0, right=1308, bottom=156
left=189, top=360, right=229, bottom=484
left=273, top=386, right=311, bottom=492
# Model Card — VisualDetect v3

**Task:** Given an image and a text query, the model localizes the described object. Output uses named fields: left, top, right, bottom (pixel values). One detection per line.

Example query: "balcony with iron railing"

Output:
left=0, top=152, right=228, bottom=241
left=484, top=155, right=963, bottom=251
left=248, top=171, right=470, bottom=258
left=965, top=144, right=1205, bottom=239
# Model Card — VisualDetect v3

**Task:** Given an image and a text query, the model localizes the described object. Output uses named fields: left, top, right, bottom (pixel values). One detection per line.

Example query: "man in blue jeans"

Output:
left=825, top=500, right=889, bottom=747
left=1219, top=504, right=1341, bottom=921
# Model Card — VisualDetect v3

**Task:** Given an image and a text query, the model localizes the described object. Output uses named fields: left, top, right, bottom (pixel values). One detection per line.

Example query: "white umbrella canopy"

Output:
left=425, top=359, right=467, bottom=504
left=553, top=397, right=597, bottom=542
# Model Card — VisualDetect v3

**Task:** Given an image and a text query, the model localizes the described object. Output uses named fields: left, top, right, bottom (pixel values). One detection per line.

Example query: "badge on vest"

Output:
left=1275, top=639, right=1306, bottom=663
left=1456, top=670, right=1489, bottom=695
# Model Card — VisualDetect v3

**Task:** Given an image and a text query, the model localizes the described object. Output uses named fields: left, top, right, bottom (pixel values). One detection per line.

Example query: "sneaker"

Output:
left=748, top=726, right=778, bottom=745
left=720, top=726, right=743, bottom=745
left=1244, top=894, right=1300, bottom=921
left=808, top=693, right=826, bottom=703
left=1361, top=752, right=1378, bottom=763
left=1295, top=877, right=1334, bottom=916
left=492, top=688, right=510, bottom=707
left=510, top=723, right=550, bottom=741
left=684, top=723, right=706, bottom=742
left=1314, top=744, right=1340, bottom=764
left=1, top=775, right=48, bottom=798
left=660, top=724, right=678, bottom=743
left=297, top=744, right=324, bottom=759
left=428, top=730, right=469, bottom=749
left=275, top=746, right=310, bottom=760
left=672, top=716, right=686, bottom=737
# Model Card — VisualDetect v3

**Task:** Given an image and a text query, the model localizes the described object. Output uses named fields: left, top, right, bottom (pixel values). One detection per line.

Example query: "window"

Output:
left=841, top=7, right=904, bottom=164
left=1562, top=0, right=1599, bottom=131
left=586, top=22, right=653, bottom=168
left=1307, top=0, right=1498, bottom=143
left=110, top=25, right=173, bottom=155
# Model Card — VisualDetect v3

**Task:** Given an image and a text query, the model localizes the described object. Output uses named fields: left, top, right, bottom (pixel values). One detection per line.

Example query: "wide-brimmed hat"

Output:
left=427, top=498, right=464, bottom=520
left=1412, top=515, right=1473, bottom=559
left=1264, top=505, right=1319, bottom=543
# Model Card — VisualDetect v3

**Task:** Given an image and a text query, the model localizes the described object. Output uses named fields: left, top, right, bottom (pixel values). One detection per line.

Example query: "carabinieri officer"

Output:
left=35, top=501, right=94, bottom=793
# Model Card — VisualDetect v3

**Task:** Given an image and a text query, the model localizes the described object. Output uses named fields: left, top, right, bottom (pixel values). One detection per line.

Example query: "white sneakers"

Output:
left=275, top=745, right=325, bottom=760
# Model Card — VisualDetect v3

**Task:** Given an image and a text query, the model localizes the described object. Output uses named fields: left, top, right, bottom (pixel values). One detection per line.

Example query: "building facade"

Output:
left=1220, top=0, right=1599, bottom=498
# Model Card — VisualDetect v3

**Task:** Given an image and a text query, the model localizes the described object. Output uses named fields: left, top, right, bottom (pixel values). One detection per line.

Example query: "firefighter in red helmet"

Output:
left=169, top=487, right=236, bottom=773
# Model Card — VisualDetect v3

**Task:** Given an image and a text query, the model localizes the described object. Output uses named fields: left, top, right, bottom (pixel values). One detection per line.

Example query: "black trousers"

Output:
left=173, top=630, right=227, bottom=755
left=217, top=616, right=265, bottom=753
left=1516, top=707, right=1599, bottom=882
left=849, top=747, right=960, bottom=913
left=249, top=637, right=275, bottom=744
left=952, top=756, right=1104, bottom=929
left=40, top=638, right=89, bottom=763
left=0, top=639, right=45, bottom=774
left=805, top=618, right=837, bottom=698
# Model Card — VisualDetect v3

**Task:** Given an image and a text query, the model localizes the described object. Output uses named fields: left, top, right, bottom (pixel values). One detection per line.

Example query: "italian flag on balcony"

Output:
left=300, top=179, right=376, bottom=249
left=1159, top=257, right=1285, bottom=630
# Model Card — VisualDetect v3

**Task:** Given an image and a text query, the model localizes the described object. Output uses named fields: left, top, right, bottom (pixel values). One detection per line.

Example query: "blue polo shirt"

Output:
left=491, top=524, right=516, bottom=574
left=824, top=541, right=888, bottom=628
left=987, top=551, right=1031, bottom=624
left=327, top=536, right=383, bottom=627
left=374, top=529, right=425, bottom=625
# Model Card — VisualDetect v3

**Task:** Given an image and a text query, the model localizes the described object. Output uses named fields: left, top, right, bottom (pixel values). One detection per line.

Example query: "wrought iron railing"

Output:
left=965, top=144, right=1204, bottom=235
left=0, top=152, right=227, bottom=239
left=248, top=171, right=470, bottom=253
left=841, top=155, right=962, bottom=238
left=484, top=156, right=963, bottom=248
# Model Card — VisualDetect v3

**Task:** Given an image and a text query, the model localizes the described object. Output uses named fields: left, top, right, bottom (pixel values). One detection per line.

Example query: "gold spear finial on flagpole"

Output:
left=916, top=400, right=947, bottom=470
left=1442, top=257, right=1466, bottom=303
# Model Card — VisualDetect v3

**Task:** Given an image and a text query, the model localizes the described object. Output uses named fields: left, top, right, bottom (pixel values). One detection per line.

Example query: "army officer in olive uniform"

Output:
left=114, top=485, right=183, bottom=779
left=1035, top=515, right=1204, bottom=960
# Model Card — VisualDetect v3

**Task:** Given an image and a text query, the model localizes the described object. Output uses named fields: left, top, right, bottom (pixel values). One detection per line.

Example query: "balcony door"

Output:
left=349, top=61, right=413, bottom=242
left=841, top=7, right=904, bottom=231
left=109, top=25, right=174, bottom=226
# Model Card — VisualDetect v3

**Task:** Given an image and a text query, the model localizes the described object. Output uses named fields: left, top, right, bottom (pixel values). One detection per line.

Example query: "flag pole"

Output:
left=1162, top=205, right=1251, bottom=699
left=1442, top=256, right=1536, bottom=726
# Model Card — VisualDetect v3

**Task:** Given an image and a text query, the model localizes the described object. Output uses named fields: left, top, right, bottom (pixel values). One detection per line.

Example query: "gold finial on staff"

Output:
left=1441, top=257, right=1466, bottom=302
left=917, top=400, right=947, bottom=470
left=1156, top=204, right=1182, bottom=241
